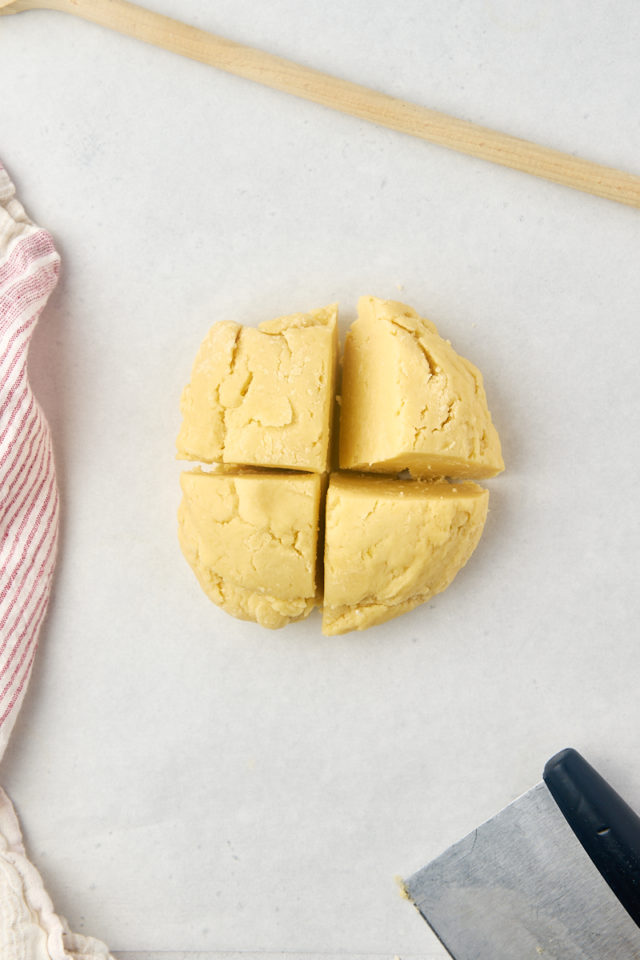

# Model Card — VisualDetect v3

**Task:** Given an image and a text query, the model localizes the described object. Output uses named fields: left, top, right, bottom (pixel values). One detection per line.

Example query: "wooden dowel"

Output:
left=9, top=0, right=640, bottom=209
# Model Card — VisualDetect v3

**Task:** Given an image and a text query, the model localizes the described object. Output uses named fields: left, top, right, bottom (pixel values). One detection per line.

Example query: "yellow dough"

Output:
left=177, top=296, right=504, bottom=634
left=178, top=470, right=322, bottom=629
left=339, top=296, right=504, bottom=479
left=177, top=304, right=338, bottom=473
left=322, top=474, right=489, bottom=635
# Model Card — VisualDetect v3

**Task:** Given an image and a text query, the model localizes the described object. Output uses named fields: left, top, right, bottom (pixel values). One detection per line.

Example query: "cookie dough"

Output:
left=339, top=296, right=504, bottom=479
left=178, top=469, right=322, bottom=629
left=177, top=304, right=338, bottom=473
left=322, top=473, right=489, bottom=635
left=177, top=296, right=504, bottom=634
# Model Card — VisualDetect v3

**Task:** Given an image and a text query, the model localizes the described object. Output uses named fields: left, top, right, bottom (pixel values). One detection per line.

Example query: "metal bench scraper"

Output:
left=403, top=748, right=640, bottom=960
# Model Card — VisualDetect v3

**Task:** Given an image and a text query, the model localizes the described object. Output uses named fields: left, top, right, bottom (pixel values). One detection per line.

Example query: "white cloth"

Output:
left=0, top=788, right=114, bottom=960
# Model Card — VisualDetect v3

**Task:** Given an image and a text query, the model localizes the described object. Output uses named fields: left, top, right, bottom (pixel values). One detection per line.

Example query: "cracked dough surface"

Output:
left=176, top=304, right=338, bottom=473
left=322, top=474, right=489, bottom=635
left=176, top=297, right=503, bottom=634
left=339, top=296, right=504, bottom=479
left=178, top=470, right=321, bottom=629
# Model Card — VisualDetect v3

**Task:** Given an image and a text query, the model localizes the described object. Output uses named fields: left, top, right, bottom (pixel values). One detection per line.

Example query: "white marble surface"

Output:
left=1, top=1, right=640, bottom=956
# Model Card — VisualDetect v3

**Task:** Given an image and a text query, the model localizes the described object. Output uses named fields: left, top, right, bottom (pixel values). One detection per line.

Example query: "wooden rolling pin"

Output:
left=3, top=0, right=640, bottom=209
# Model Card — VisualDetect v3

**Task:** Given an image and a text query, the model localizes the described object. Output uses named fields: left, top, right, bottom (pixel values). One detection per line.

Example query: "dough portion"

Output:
left=177, top=304, right=338, bottom=473
left=178, top=470, right=322, bottom=629
left=322, top=473, right=489, bottom=635
left=339, top=296, right=504, bottom=479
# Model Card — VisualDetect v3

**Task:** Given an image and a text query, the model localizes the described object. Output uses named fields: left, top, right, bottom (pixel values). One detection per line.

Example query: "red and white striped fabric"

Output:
left=0, top=163, right=114, bottom=959
left=0, top=161, right=60, bottom=760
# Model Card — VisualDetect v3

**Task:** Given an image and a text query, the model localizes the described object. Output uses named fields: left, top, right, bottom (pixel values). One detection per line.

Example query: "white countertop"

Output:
left=2, top=1, right=640, bottom=957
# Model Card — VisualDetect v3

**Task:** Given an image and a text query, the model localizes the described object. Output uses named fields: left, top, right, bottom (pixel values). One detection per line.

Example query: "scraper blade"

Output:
left=403, top=749, right=640, bottom=959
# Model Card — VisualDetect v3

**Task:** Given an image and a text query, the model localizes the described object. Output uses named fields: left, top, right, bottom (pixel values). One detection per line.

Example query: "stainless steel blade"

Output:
left=404, top=780, right=640, bottom=960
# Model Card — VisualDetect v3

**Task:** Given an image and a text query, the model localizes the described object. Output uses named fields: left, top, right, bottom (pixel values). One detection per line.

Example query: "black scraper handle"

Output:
left=543, top=748, right=640, bottom=927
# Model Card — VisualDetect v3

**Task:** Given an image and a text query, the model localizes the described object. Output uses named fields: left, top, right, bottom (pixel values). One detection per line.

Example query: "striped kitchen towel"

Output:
left=0, top=161, right=60, bottom=759
left=0, top=162, right=114, bottom=959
